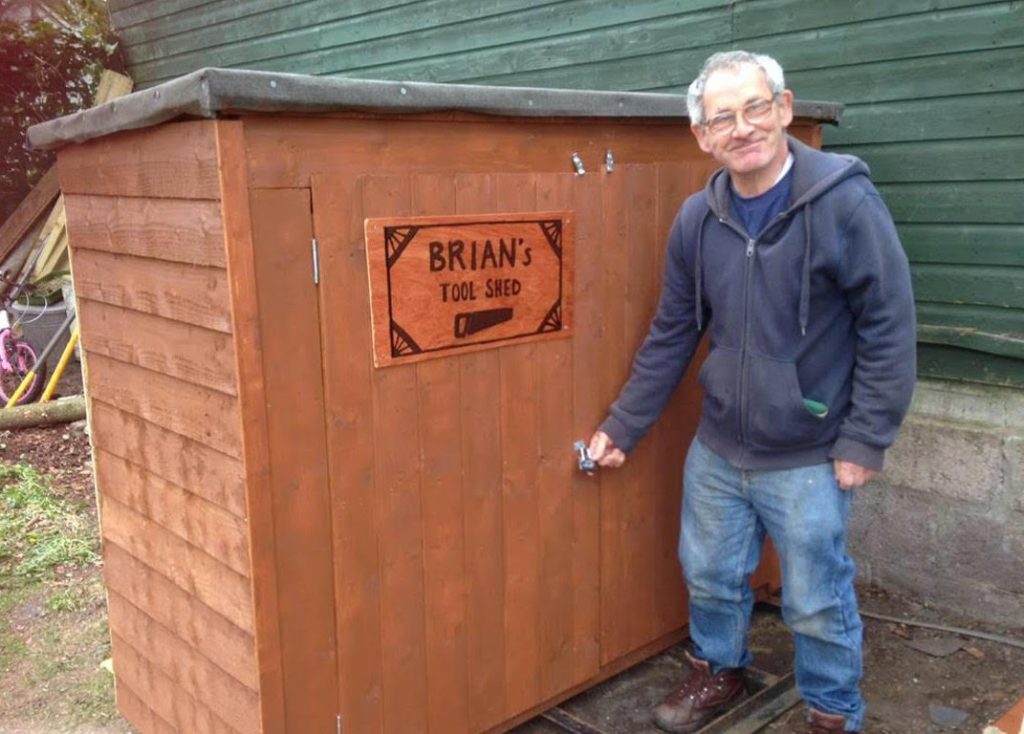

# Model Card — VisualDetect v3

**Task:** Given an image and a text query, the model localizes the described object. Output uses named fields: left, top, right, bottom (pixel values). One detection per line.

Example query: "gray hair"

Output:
left=686, top=51, right=786, bottom=126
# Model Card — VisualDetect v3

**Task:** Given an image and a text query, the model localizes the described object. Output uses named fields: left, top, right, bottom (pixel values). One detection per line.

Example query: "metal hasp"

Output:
left=574, top=439, right=597, bottom=473
left=571, top=152, right=586, bottom=175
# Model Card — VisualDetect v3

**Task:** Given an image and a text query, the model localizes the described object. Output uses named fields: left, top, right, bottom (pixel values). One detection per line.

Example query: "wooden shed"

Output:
left=29, top=69, right=839, bottom=734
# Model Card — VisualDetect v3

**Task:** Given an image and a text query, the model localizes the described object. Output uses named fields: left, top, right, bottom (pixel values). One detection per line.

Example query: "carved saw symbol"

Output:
left=454, top=308, right=514, bottom=338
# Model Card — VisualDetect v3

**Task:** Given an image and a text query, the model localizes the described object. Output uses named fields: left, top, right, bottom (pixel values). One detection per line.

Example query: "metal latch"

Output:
left=574, top=440, right=597, bottom=474
left=605, top=149, right=614, bottom=173
left=571, top=152, right=586, bottom=176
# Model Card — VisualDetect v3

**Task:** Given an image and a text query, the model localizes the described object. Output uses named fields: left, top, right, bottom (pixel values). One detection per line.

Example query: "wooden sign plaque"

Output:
left=365, top=211, right=573, bottom=366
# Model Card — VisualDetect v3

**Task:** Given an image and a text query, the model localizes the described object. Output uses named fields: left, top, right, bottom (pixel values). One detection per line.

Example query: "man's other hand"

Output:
left=833, top=459, right=876, bottom=490
left=589, top=430, right=627, bottom=468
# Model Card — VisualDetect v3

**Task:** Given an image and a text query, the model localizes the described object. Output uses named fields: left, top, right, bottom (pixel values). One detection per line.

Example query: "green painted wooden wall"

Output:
left=107, top=0, right=1024, bottom=387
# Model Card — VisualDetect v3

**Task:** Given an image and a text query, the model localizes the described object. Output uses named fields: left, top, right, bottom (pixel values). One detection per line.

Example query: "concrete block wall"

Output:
left=849, top=378, right=1024, bottom=630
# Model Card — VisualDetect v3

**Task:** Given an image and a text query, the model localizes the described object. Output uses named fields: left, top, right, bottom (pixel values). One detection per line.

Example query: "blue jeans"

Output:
left=680, top=438, right=864, bottom=731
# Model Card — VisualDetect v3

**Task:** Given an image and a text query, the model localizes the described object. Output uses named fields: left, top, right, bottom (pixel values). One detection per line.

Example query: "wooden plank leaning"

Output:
left=0, top=167, right=59, bottom=271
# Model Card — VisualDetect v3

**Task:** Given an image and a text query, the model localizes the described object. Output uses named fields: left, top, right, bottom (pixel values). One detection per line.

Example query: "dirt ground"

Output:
left=0, top=383, right=1022, bottom=733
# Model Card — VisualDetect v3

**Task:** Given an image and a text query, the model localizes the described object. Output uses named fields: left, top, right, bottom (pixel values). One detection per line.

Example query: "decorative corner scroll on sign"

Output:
left=365, top=211, right=573, bottom=367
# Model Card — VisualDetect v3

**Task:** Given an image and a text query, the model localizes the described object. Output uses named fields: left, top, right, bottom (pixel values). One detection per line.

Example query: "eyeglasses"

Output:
left=703, top=96, right=778, bottom=136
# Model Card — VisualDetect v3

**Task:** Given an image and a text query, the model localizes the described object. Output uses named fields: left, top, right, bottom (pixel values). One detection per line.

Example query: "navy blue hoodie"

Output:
left=600, top=136, right=916, bottom=471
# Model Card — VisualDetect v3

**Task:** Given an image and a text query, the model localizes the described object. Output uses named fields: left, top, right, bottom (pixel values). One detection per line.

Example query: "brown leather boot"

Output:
left=806, top=708, right=858, bottom=733
left=652, top=651, right=747, bottom=733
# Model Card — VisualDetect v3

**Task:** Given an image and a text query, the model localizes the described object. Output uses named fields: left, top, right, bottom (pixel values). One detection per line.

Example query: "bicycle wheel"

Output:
left=0, top=339, right=47, bottom=405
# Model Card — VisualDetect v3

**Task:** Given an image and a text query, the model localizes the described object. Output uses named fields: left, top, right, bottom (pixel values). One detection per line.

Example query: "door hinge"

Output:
left=312, top=237, right=321, bottom=285
left=336, top=713, right=342, bottom=734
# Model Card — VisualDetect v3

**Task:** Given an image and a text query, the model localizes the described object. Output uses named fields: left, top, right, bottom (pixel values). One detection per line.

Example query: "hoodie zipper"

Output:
left=718, top=211, right=788, bottom=456
left=740, top=236, right=756, bottom=453
left=716, top=217, right=755, bottom=450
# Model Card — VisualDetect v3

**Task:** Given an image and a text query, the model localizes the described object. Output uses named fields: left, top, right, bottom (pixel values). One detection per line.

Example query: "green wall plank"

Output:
left=111, top=0, right=260, bottom=30
left=912, top=264, right=1024, bottom=309
left=877, top=181, right=1024, bottom=225
left=899, top=224, right=1024, bottom=266
left=850, top=138, right=1024, bottom=183
left=755, top=2, right=1022, bottom=73
left=786, top=47, right=1024, bottom=105
left=130, top=0, right=726, bottom=86
left=918, top=344, right=1024, bottom=387
left=249, top=10, right=730, bottom=84
left=460, top=46, right=714, bottom=91
left=117, top=0, right=415, bottom=46
left=918, top=304, right=1024, bottom=359
left=826, top=92, right=1024, bottom=145
left=733, top=0, right=995, bottom=38
left=125, top=0, right=541, bottom=66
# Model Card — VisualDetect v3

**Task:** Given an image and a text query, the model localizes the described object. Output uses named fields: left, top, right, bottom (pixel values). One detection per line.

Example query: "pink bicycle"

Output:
left=0, top=326, right=46, bottom=405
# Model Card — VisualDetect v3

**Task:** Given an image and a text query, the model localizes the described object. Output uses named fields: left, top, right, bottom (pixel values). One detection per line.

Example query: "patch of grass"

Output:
left=0, top=463, right=100, bottom=587
left=47, top=585, right=87, bottom=613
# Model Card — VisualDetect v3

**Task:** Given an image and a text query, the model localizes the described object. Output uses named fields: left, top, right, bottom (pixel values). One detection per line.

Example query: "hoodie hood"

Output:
left=694, top=135, right=870, bottom=336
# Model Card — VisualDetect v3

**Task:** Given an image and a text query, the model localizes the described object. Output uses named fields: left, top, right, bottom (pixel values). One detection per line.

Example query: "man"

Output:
left=588, top=51, right=916, bottom=734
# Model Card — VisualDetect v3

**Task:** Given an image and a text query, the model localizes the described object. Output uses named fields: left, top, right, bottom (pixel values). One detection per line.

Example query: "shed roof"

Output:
left=28, top=67, right=843, bottom=150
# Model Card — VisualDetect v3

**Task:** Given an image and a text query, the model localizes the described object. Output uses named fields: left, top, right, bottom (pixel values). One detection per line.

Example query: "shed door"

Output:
left=310, top=165, right=696, bottom=734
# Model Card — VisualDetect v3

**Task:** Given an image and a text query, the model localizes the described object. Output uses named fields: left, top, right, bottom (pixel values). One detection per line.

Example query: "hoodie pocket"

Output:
left=745, top=353, right=828, bottom=451
left=697, top=346, right=740, bottom=438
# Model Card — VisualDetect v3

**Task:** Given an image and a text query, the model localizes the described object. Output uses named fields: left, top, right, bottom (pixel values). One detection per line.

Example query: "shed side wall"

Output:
left=60, top=120, right=261, bottom=734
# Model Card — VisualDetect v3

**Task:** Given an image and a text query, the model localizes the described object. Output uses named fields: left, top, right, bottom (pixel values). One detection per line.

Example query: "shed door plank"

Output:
left=311, top=173, right=385, bottom=734
left=646, top=163, right=706, bottom=635
left=562, top=171, right=604, bottom=682
left=596, top=165, right=711, bottom=664
left=248, top=187, right=339, bottom=734
left=410, top=173, right=471, bottom=734
left=494, top=173, right=544, bottom=718
left=453, top=172, right=508, bottom=732
left=537, top=171, right=598, bottom=693
left=597, top=163, right=635, bottom=665
left=361, top=176, right=431, bottom=734
left=625, top=165, right=668, bottom=652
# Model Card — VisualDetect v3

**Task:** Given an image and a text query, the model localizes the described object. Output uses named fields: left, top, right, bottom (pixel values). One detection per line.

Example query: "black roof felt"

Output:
left=28, top=67, right=843, bottom=150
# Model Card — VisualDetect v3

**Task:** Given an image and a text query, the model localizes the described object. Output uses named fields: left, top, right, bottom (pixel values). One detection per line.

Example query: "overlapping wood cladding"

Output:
left=59, top=120, right=258, bottom=734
